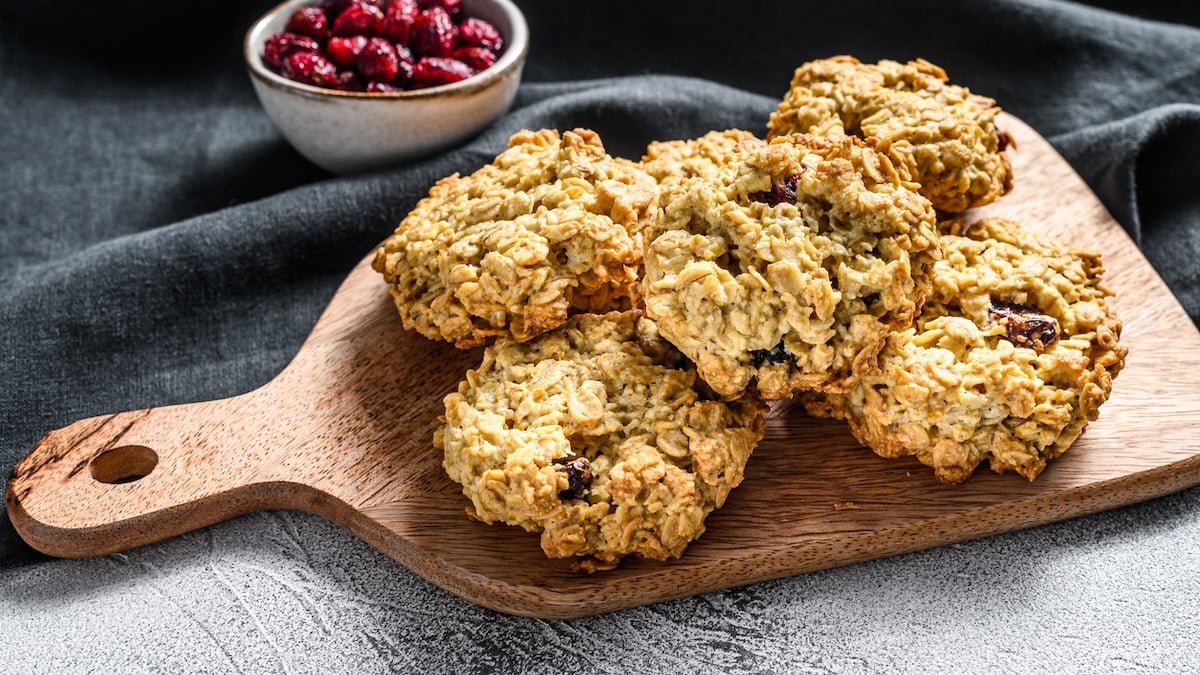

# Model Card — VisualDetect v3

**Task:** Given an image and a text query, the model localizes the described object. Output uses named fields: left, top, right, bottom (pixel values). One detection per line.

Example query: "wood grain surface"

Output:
left=8, top=114, right=1200, bottom=618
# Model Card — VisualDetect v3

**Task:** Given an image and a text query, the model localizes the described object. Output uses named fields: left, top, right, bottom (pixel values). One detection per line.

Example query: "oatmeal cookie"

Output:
left=437, top=310, right=767, bottom=571
left=767, top=55, right=1014, bottom=213
left=642, top=132, right=940, bottom=400
left=640, top=129, right=764, bottom=206
left=804, top=217, right=1127, bottom=482
left=372, top=128, right=659, bottom=348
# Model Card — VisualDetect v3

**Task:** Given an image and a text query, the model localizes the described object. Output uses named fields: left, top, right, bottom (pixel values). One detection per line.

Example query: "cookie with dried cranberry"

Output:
left=803, top=217, right=1127, bottom=482
left=642, top=132, right=941, bottom=400
left=437, top=310, right=767, bottom=571
left=372, top=128, right=659, bottom=348
left=639, top=129, right=764, bottom=206
left=767, top=55, right=1014, bottom=213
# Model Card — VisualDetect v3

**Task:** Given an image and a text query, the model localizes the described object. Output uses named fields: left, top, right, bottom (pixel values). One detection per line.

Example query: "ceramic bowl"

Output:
left=244, top=0, right=528, bottom=174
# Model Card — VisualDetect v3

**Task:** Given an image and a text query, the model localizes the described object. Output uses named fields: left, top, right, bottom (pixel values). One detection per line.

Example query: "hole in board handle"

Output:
left=90, top=445, right=159, bottom=484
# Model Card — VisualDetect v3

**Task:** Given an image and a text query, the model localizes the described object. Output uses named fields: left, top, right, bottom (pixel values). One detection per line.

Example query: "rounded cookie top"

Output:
left=372, top=128, right=659, bottom=348
left=766, top=55, right=1013, bottom=213
left=437, top=310, right=767, bottom=572
left=804, top=217, right=1127, bottom=483
left=642, top=132, right=940, bottom=400
left=639, top=129, right=764, bottom=207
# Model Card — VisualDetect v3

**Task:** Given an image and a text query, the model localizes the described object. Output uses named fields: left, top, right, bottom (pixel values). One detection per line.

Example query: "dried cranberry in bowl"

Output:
left=261, top=0, right=505, bottom=93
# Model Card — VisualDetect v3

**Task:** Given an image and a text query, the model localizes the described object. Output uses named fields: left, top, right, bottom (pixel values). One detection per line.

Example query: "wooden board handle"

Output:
left=6, top=263, right=479, bottom=563
left=5, top=391, right=323, bottom=558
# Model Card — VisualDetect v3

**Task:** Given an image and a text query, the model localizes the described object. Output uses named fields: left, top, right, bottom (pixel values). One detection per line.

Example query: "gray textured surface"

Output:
left=5, top=487, right=1200, bottom=673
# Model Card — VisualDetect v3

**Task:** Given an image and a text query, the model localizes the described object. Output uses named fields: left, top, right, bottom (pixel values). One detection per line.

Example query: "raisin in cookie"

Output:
left=803, top=217, right=1127, bottom=482
left=372, top=128, right=658, bottom=348
left=767, top=55, right=1013, bottom=213
left=642, top=133, right=940, bottom=400
left=437, top=310, right=767, bottom=571
left=640, top=129, right=764, bottom=206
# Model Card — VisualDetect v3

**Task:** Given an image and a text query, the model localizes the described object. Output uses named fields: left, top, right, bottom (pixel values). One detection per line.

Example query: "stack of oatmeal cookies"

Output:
left=371, top=55, right=1127, bottom=571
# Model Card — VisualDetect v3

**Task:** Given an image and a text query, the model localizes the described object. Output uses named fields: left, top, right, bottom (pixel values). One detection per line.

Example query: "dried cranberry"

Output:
left=263, top=33, right=321, bottom=71
left=457, top=17, right=503, bottom=51
left=393, top=42, right=414, bottom=63
left=380, top=0, right=420, bottom=44
left=419, top=0, right=462, bottom=18
left=395, top=56, right=415, bottom=86
left=325, top=35, right=368, bottom=68
left=411, top=56, right=472, bottom=88
left=989, top=301, right=1060, bottom=350
left=280, top=51, right=339, bottom=87
left=356, top=37, right=400, bottom=83
left=553, top=457, right=593, bottom=500
left=451, top=46, right=494, bottom=71
left=410, top=7, right=457, bottom=57
left=284, top=7, right=329, bottom=41
left=331, top=2, right=384, bottom=36
left=335, top=70, right=364, bottom=91
left=751, top=174, right=802, bottom=206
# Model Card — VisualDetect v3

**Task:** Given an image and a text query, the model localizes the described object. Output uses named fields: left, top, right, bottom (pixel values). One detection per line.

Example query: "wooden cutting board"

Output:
left=8, top=114, right=1200, bottom=618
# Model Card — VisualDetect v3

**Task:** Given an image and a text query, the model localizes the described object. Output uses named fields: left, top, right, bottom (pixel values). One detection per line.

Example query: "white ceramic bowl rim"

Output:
left=244, top=0, right=529, bottom=101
